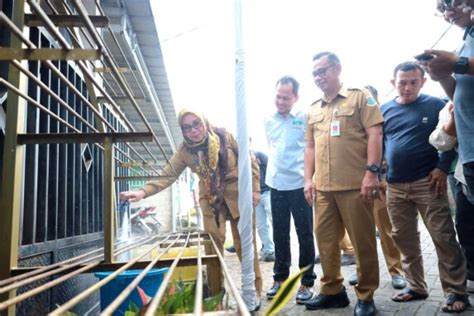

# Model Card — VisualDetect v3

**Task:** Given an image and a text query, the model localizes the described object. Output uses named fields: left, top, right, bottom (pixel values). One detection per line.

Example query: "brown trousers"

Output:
left=386, top=177, right=466, bottom=295
left=315, top=190, right=379, bottom=300
left=340, top=231, right=355, bottom=256
left=201, top=202, right=262, bottom=295
left=341, top=196, right=403, bottom=276
left=374, top=192, right=404, bottom=277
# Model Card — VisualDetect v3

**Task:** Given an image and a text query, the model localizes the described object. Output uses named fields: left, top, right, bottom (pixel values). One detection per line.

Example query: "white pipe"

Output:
left=234, top=0, right=257, bottom=310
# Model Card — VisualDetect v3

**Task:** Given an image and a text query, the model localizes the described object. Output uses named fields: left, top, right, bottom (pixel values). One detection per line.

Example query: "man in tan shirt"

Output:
left=303, top=51, right=383, bottom=316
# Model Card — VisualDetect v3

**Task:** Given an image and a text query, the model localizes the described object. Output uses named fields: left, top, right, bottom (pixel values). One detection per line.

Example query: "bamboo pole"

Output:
left=104, top=136, right=115, bottom=263
left=100, top=235, right=182, bottom=315
left=71, top=0, right=177, bottom=172
left=193, top=231, right=203, bottom=315
left=0, top=247, right=102, bottom=287
left=0, top=235, right=155, bottom=293
left=0, top=3, right=26, bottom=315
left=0, top=8, right=162, bottom=173
left=27, top=0, right=71, bottom=49
left=144, top=232, right=192, bottom=316
left=0, top=78, right=76, bottom=130
left=49, top=235, right=180, bottom=316
left=209, top=235, right=249, bottom=316
left=0, top=262, right=101, bottom=311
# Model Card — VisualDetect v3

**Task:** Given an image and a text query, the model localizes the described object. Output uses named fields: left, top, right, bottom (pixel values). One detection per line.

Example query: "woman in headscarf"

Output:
left=120, top=108, right=262, bottom=301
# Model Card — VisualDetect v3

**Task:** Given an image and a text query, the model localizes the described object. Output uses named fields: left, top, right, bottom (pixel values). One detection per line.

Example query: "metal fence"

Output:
left=0, top=0, right=249, bottom=315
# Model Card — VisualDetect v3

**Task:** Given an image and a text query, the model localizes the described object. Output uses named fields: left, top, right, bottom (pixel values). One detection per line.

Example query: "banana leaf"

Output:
left=264, top=265, right=310, bottom=316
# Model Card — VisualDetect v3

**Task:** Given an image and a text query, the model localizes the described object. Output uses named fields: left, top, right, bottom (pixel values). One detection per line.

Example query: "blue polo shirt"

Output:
left=454, top=26, right=474, bottom=164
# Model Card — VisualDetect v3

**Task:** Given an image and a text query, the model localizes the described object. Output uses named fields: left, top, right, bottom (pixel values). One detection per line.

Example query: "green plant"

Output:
left=157, top=279, right=195, bottom=314
left=124, top=302, right=139, bottom=316
left=123, top=279, right=223, bottom=315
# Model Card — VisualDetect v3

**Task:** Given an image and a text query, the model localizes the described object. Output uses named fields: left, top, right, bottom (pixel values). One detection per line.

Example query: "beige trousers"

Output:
left=386, top=177, right=466, bottom=295
left=374, top=192, right=404, bottom=277
left=201, top=202, right=262, bottom=295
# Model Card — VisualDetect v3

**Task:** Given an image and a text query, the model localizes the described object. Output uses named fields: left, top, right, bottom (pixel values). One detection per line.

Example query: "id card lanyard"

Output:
left=330, top=108, right=340, bottom=137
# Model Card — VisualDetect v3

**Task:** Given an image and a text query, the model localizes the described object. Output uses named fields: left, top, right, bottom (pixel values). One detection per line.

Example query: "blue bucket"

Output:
left=95, top=268, right=168, bottom=316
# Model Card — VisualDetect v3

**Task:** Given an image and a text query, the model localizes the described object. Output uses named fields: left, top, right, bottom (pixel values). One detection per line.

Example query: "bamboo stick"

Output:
left=144, top=232, right=192, bottom=316
left=193, top=231, right=203, bottom=316
left=49, top=235, right=176, bottom=315
left=100, top=236, right=181, bottom=315
left=209, top=235, right=249, bottom=316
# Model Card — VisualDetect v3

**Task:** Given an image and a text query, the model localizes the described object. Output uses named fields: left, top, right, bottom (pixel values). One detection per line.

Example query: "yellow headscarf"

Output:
left=178, top=109, right=228, bottom=226
left=178, top=108, right=220, bottom=178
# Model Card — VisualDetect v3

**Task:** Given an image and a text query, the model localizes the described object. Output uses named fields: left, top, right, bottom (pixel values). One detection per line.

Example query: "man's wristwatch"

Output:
left=366, top=164, right=381, bottom=174
left=454, top=56, right=469, bottom=75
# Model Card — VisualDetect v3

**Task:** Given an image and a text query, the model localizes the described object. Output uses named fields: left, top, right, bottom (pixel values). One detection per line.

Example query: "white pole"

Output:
left=234, top=0, right=257, bottom=310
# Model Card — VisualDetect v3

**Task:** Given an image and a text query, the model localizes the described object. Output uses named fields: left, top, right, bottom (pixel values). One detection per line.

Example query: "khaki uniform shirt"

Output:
left=141, top=130, right=260, bottom=219
left=305, top=85, right=384, bottom=191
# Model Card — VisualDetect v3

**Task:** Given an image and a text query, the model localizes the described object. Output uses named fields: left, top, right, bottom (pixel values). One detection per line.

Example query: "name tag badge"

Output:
left=330, top=120, right=341, bottom=137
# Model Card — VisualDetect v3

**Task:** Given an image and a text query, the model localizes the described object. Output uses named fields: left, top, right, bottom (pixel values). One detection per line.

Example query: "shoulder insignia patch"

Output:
left=347, top=87, right=362, bottom=91
left=367, top=96, right=377, bottom=107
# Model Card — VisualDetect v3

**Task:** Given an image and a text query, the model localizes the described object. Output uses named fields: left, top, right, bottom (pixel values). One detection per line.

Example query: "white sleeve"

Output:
left=429, top=105, right=457, bottom=152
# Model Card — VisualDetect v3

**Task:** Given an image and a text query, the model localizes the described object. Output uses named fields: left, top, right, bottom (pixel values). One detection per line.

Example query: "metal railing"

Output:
left=0, top=231, right=249, bottom=315
left=0, top=1, right=249, bottom=314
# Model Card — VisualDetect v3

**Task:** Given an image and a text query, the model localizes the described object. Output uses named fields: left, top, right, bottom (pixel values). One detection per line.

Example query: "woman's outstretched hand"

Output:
left=120, top=189, right=146, bottom=202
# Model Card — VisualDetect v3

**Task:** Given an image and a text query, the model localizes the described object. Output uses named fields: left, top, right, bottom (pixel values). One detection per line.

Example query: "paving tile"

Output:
left=223, top=218, right=473, bottom=315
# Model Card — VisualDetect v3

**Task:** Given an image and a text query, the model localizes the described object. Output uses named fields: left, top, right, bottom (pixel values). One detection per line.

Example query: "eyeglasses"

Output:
left=181, top=119, right=203, bottom=133
left=438, top=0, right=463, bottom=12
left=312, top=64, right=336, bottom=78
left=444, top=0, right=453, bottom=9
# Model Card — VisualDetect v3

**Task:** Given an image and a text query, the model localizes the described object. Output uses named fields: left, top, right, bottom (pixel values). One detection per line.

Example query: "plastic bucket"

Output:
left=95, top=268, right=168, bottom=316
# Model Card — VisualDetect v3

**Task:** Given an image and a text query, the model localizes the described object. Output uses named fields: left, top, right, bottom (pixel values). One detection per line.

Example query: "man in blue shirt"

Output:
left=254, top=150, right=275, bottom=262
left=422, top=1, right=474, bottom=296
left=382, top=61, right=468, bottom=313
left=421, top=2, right=474, bottom=206
left=264, top=75, right=316, bottom=304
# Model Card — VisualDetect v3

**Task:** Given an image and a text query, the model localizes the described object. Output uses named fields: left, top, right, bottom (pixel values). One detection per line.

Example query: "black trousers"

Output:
left=271, top=187, right=316, bottom=286
left=463, top=162, right=474, bottom=205
left=454, top=181, right=474, bottom=281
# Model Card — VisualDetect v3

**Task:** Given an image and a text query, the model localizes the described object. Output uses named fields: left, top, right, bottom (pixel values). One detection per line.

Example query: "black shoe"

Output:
left=225, top=245, right=236, bottom=253
left=266, top=281, right=283, bottom=299
left=348, top=273, right=358, bottom=286
left=296, top=285, right=313, bottom=304
left=341, top=254, right=356, bottom=266
left=259, top=252, right=275, bottom=262
left=305, top=287, right=350, bottom=310
left=354, top=299, right=377, bottom=316
left=314, top=255, right=321, bottom=264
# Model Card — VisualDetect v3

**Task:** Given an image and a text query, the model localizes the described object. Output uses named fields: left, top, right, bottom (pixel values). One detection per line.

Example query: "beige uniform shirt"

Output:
left=141, top=130, right=260, bottom=219
left=305, top=85, right=384, bottom=191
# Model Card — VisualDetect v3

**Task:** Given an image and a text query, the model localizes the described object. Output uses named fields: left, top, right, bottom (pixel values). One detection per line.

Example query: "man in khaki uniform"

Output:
left=303, top=51, right=383, bottom=316
left=347, top=86, right=406, bottom=290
